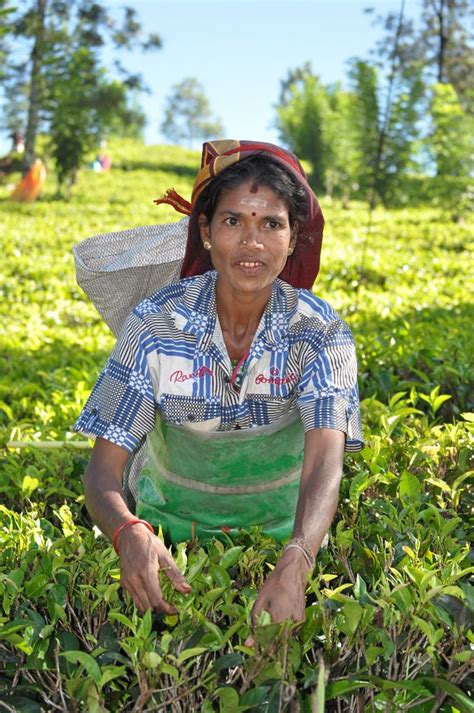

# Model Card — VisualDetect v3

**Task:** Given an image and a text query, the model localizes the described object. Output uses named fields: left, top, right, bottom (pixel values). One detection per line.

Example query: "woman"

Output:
left=74, top=139, right=363, bottom=624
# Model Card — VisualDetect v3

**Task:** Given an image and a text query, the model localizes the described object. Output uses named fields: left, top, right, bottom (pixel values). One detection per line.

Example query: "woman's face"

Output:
left=199, top=181, right=295, bottom=299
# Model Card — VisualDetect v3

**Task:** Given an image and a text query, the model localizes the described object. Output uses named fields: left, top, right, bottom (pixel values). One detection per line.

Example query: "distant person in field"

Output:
left=0, top=131, right=25, bottom=178
left=92, top=139, right=112, bottom=172
left=74, top=140, right=363, bottom=624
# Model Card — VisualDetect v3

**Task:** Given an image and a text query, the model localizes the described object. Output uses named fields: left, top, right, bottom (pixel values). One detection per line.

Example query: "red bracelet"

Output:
left=112, top=518, right=154, bottom=554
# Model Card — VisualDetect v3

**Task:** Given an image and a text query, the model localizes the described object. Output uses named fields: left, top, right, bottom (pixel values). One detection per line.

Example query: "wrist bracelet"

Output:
left=112, top=518, right=154, bottom=554
left=284, top=537, right=316, bottom=569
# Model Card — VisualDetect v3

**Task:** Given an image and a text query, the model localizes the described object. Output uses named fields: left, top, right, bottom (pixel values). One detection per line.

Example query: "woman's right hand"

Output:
left=82, top=438, right=191, bottom=614
left=117, top=524, right=192, bottom=614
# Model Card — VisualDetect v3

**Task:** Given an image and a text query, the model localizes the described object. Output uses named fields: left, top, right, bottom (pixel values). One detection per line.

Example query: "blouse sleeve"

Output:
left=73, top=312, right=157, bottom=453
left=296, top=318, right=364, bottom=452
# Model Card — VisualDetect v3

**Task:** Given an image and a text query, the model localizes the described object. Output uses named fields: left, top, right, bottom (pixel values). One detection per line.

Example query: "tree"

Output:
left=276, top=8, right=424, bottom=207
left=23, top=0, right=47, bottom=171
left=348, top=60, right=380, bottom=202
left=47, top=47, right=98, bottom=192
left=0, top=1, right=14, bottom=80
left=379, top=66, right=425, bottom=202
left=276, top=66, right=363, bottom=201
left=0, top=1, right=26, bottom=139
left=318, top=85, right=359, bottom=203
left=1, top=0, right=161, bottom=177
left=43, top=3, right=150, bottom=193
left=369, top=0, right=473, bottom=113
left=93, top=82, right=146, bottom=140
left=345, top=0, right=426, bottom=206
left=427, top=82, right=473, bottom=176
left=369, top=0, right=472, bottom=178
left=161, top=78, right=224, bottom=148
left=419, top=0, right=473, bottom=111
left=349, top=58, right=425, bottom=206
left=275, top=66, right=328, bottom=192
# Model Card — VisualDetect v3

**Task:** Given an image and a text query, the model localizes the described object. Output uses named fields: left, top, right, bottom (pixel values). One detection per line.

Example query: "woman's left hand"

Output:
left=249, top=549, right=311, bottom=627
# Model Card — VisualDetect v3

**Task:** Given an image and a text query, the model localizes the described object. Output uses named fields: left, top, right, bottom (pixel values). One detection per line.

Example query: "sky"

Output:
left=107, top=0, right=421, bottom=148
left=1, top=0, right=422, bottom=154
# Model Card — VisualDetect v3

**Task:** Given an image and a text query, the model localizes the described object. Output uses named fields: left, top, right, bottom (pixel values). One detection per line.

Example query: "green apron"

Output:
left=136, top=410, right=305, bottom=543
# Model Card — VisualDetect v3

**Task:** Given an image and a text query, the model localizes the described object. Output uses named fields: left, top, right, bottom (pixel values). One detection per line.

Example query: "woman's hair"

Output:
left=195, top=154, right=309, bottom=229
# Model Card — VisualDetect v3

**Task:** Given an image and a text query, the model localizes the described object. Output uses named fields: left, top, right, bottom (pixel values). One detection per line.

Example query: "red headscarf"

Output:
left=154, top=139, right=324, bottom=289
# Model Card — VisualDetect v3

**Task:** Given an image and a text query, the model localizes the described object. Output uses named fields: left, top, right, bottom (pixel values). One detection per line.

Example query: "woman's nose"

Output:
left=241, top=223, right=262, bottom=247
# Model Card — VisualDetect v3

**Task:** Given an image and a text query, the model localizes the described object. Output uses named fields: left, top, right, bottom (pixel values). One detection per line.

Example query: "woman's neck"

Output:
left=215, top=280, right=272, bottom=359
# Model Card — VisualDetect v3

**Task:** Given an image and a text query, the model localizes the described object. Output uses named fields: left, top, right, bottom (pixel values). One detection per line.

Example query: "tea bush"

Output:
left=0, top=141, right=472, bottom=712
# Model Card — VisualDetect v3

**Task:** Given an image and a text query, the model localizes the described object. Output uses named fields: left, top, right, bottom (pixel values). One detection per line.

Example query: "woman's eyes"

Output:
left=223, top=217, right=282, bottom=229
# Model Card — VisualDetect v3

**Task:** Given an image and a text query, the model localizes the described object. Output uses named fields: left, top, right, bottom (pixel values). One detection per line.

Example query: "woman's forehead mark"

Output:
left=239, top=196, right=268, bottom=208
left=250, top=183, right=259, bottom=194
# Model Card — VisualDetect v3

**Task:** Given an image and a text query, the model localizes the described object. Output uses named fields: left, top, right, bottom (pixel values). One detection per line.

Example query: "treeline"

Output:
left=0, top=0, right=472, bottom=207
left=275, top=1, right=473, bottom=210
left=0, top=0, right=160, bottom=193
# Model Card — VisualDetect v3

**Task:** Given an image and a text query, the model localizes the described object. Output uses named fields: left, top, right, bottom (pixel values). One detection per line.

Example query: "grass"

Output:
left=0, top=139, right=473, bottom=712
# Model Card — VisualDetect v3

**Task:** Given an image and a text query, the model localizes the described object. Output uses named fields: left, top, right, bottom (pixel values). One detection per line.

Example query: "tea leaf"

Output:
left=213, top=653, right=244, bottom=673
left=312, top=658, right=326, bottom=713
left=214, top=686, right=240, bottom=712
left=61, top=651, right=101, bottom=684
left=399, top=470, right=422, bottom=503
left=108, top=612, right=136, bottom=632
left=177, top=646, right=208, bottom=662
left=220, top=546, right=244, bottom=570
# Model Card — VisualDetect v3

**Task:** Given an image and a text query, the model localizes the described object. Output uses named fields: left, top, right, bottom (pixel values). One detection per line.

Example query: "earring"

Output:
left=203, top=241, right=211, bottom=250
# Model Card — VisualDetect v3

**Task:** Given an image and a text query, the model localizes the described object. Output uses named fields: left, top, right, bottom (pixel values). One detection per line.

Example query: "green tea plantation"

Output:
left=0, top=141, right=473, bottom=712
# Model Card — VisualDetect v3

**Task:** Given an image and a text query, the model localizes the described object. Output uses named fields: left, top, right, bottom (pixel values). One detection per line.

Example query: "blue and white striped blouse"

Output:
left=74, top=270, right=364, bottom=454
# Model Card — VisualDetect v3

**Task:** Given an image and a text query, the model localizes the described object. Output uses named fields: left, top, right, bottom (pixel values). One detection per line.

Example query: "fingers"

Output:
left=250, top=595, right=270, bottom=628
left=160, top=552, right=192, bottom=593
left=246, top=597, right=271, bottom=649
left=250, top=592, right=305, bottom=627
left=121, top=571, right=177, bottom=615
left=121, top=559, right=179, bottom=615
left=119, top=534, right=191, bottom=615
left=123, top=579, right=152, bottom=614
left=143, top=560, right=179, bottom=615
